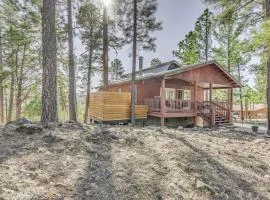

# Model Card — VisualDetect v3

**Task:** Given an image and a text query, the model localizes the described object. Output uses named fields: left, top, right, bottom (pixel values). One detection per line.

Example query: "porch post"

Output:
left=229, top=87, right=233, bottom=123
left=161, top=78, right=166, bottom=126
left=194, top=81, right=197, bottom=107
left=209, top=83, right=214, bottom=126
left=209, top=83, right=213, bottom=104
left=194, top=81, right=199, bottom=126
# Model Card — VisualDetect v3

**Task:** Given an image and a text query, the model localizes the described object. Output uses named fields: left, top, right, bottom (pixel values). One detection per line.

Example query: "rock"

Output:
left=6, top=118, right=32, bottom=126
left=2, top=124, right=18, bottom=134
left=3, top=118, right=33, bottom=134
left=16, top=124, right=43, bottom=134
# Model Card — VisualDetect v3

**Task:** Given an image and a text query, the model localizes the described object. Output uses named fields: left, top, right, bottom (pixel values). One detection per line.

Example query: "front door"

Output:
left=176, top=89, right=183, bottom=100
left=176, top=89, right=191, bottom=109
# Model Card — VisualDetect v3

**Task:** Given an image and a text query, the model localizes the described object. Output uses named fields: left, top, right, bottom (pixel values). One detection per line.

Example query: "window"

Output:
left=165, top=88, right=175, bottom=99
left=177, top=89, right=191, bottom=100
left=183, top=90, right=191, bottom=100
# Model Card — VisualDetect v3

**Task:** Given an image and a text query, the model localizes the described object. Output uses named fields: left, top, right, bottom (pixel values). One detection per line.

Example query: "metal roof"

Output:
left=121, top=60, right=182, bottom=79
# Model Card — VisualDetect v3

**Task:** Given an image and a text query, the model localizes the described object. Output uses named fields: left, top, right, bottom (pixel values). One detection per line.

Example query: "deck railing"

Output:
left=145, top=98, right=195, bottom=113
left=211, top=101, right=231, bottom=121
left=213, top=101, right=230, bottom=110
left=198, top=101, right=230, bottom=122
left=145, top=98, right=230, bottom=118
left=165, top=99, right=195, bottom=113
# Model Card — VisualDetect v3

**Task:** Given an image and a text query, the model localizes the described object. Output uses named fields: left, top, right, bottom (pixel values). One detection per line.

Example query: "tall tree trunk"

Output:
left=4, top=88, right=8, bottom=122
left=16, top=44, right=26, bottom=119
left=84, top=50, right=93, bottom=124
left=131, top=0, right=137, bottom=125
left=0, top=27, right=4, bottom=123
left=102, top=6, right=109, bottom=90
left=7, top=73, right=14, bottom=122
left=205, top=15, right=209, bottom=62
left=266, top=0, right=270, bottom=135
left=59, top=85, right=68, bottom=117
left=7, top=49, right=18, bottom=122
left=227, top=28, right=231, bottom=73
left=41, top=0, right=57, bottom=124
left=68, top=0, right=77, bottom=122
left=237, top=63, right=244, bottom=121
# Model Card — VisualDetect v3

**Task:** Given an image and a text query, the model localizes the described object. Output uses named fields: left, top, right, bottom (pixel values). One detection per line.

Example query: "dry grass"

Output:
left=0, top=123, right=270, bottom=199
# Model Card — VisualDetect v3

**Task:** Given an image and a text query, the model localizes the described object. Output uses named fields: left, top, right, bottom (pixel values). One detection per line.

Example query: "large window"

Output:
left=176, top=89, right=191, bottom=100
left=165, top=88, right=175, bottom=99
left=183, top=90, right=191, bottom=100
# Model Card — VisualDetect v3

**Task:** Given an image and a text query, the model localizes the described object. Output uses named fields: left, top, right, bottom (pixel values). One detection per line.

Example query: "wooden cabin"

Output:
left=100, top=60, right=241, bottom=127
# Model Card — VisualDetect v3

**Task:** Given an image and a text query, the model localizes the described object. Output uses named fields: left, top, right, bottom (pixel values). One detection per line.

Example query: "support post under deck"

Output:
left=160, top=78, right=166, bottom=126
left=229, top=87, right=233, bottom=123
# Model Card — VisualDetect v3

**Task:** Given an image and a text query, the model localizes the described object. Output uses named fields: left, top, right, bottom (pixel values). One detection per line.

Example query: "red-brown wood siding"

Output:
left=169, top=64, right=235, bottom=87
left=106, top=77, right=204, bottom=104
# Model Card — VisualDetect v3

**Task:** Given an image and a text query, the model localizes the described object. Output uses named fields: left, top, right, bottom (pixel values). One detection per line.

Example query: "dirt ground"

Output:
left=1, top=122, right=270, bottom=200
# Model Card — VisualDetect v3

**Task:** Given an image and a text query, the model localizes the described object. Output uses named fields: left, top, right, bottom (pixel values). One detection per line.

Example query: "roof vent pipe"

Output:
left=139, top=56, right=143, bottom=76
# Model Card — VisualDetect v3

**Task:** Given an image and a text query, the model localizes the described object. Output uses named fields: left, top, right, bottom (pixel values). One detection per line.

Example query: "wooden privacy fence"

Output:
left=89, top=92, right=149, bottom=122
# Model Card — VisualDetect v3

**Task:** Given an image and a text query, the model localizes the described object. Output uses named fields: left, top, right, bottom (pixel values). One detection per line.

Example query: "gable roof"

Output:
left=164, top=60, right=242, bottom=87
left=108, top=60, right=242, bottom=88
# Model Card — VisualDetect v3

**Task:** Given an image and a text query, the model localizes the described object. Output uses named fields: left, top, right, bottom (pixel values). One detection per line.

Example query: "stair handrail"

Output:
left=211, top=101, right=229, bottom=111
left=210, top=101, right=230, bottom=120
left=196, top=101, right=212, bottom=124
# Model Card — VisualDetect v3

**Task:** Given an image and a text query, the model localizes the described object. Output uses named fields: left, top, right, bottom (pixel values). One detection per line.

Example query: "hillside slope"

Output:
left=0, top=123, right=270, bottom=200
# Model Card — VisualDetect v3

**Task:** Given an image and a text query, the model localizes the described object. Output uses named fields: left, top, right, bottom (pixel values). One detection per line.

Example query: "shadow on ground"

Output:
left=165, top=132, right=268, bottom=200
left=74, top=126, right=117, bottom=199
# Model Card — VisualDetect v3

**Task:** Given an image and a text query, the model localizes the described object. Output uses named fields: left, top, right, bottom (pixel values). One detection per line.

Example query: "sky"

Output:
left=75, top=0, right=206, bottom=87
left=113, top=0, right=206, bottom=73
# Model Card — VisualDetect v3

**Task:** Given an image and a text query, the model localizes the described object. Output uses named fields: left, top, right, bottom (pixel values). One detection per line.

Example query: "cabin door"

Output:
left=176, top=89, right=191, bottom=109
left=176, top=90, right=184, bottom=100
left=176, top=89, right=191, bottom=101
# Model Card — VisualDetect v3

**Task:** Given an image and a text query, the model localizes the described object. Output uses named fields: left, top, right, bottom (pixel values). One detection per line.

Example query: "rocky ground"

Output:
left=0, top=120, right=270, bottom=200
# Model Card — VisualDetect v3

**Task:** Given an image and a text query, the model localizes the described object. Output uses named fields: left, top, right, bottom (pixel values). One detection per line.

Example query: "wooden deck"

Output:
left=145, top=98, right=197, bottom=117
left=145, top=98, right=231, bottom=126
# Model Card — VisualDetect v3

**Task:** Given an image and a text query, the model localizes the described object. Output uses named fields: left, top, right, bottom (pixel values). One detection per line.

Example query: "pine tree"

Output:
left=41, top=0, right=57, bottom=124
left=205, top=0, right=256, bottom=73
left=110, top=58, right=124, bottom=80
left=115, top=0, right=162, bottom=125
left=0, top=0, right=41, bottom=122
left=103, top=3, right=109, bottom=90
left=0, top=26, right=4, bottom=123
left=195, top=9, right=213, bottom=61
left=67, top=0, right=77, bottom=122
left=77, top=2, right=102, bottom=123
left=173, top=31, right=199, bottom=65
left=213, top=14, right=247, bottom=73
left=265, top=0, right=270, bottom=135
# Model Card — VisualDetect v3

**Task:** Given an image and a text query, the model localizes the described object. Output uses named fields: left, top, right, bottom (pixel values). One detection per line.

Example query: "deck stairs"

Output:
left=197, top=101, right=232, bottom=127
